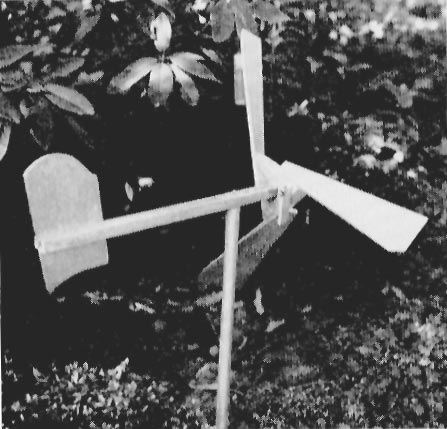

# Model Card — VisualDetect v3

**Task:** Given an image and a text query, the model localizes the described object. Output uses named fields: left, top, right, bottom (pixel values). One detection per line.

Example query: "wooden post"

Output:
left=216, top=208, right=240, bottom=429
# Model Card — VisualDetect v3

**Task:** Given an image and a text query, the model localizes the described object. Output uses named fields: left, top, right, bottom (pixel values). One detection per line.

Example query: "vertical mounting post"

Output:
left=216, top=208, right=240, bottom=429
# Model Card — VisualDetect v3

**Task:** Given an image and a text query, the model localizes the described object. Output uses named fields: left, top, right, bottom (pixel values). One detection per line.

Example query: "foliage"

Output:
left=2, top=0, right=447, bottom=428
left=0, top=0, right=287, bottom=159
left=2, top=355, right=206, bottom=429
left=179, top=286, right=447, bottom=427
left=207, top=0, right=288, bottom=42
left=2, top=0, right=443, bottom=167
left=0, top=0, right=100, bottom=157
left=261, top=0, right=446, bottom=176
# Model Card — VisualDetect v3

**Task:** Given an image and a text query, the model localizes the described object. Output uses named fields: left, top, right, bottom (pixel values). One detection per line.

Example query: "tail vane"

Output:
left=24, top=154, right=108, bottom=292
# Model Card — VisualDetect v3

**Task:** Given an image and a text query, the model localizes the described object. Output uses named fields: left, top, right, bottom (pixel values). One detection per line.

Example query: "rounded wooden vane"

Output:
left=23, top=154, right=108, bottom=293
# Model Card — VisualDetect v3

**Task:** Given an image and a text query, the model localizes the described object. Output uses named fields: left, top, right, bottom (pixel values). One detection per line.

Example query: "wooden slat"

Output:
left=36, top=185, right=278, bottom=255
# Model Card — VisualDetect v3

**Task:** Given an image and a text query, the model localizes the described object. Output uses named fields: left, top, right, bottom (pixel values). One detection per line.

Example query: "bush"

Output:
left=216, top=287, right=447, bottom=428
left=2, top=356, right=207, bottom=429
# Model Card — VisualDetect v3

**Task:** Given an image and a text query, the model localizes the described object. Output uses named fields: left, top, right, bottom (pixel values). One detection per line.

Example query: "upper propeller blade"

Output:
left=240, top=29, right=265, bottom=185
left=241, top=29, right=278, bottom=219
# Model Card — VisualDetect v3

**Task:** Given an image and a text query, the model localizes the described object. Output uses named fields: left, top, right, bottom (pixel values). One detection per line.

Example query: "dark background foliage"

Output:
left=1, top=0, right=447, bottom=427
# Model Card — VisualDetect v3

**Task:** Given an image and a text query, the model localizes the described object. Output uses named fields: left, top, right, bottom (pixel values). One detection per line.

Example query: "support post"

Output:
left=216, top=208, right=240, bottom=429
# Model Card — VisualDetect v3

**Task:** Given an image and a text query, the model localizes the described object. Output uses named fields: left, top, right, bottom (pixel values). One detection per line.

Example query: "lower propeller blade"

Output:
left=196, top=212, right=295, bottom=306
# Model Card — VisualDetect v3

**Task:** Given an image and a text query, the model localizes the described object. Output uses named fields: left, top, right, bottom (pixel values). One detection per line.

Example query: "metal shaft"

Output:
left=216, top=208, right=240, bottom=429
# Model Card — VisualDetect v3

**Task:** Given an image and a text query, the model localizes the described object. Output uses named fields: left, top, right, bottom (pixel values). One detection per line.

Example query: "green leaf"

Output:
left=307, top=57, right=322, bottom=73
left=412, top=403, right=424, bottom=416
left=75, top=12, right=100, bottom=42
left=151, top=12, right=172, bottom=53
left=47, top=57, right=85, bottom=80
left=76, top=70, right=104, bottom=85
left=231, top=0, right=257, bottom=35
left=28, top=97, right=55, bottom=150
left=170, top=52, right=203, bottom=62
left=32, top=367, right=48, bottom=383
left=66, top=0, right=85, bottom=14
left=323, top=50, right=348, bottom=65
left=65, top=115, right=94, bottom=148
left=43, top=84, right=95, bottom=115
left=170, top=52, right=218, bottom=82
left=357, top=345, right=371, bottom=355
left=46, top=6, right=67, bottom=20
left=109, top=57, right=157, bottom=93
left=148, top=63, right=173, bottom=107
left=438, top=137, right=447, bottom=156
left=253, top=0, right=288, bottom=23
left=210, top=0, right=235, bottom=42
left=151, top=0, right=175, bottom=15
left=152, top=0, right=170, bottom=7
left=202, top=48, right=221, bottom=64
left=0, top=68, right=29, bottom=91
left=125, top=182, right=134, bottom=201
left=0, top=45, right=34, bottom=70
left=0, top=92, right=21, bottom=124
left=0, top=122, right=11, bottom=161
left=395, top=84, right=414, bottom=108
left=254, top=288, right=264, bottom=314
left=171, top=64, right=199, bottom=105
left=414, top=77, right=432, bottom=91
left=265, top=319, right=285, bottom=333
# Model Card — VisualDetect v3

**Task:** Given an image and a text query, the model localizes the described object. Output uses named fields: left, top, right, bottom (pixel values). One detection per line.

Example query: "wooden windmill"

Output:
left=23, top=30, right=427, bottom=429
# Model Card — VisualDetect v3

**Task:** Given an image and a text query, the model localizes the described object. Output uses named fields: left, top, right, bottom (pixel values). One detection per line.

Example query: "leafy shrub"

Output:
left=2, top=356, right=206, bottom=429
left=263, top=0, right=445, bottom=176
left=348, top=287, right=447, bottom=427
left=216, top=286, right=447, bottom=428
left=0, top=0, right=287, bottom=160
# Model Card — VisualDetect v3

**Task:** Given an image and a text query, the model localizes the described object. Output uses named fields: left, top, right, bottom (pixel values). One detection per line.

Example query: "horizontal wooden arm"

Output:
left=35, top=185, right=280, bottom=255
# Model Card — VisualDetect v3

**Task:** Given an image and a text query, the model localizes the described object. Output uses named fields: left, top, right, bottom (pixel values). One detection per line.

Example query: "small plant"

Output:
left=109, top=11, right=219, bottom=107
left=2, top=357, right=203, bottom=429
left=0, top=1, right=100, bottom=159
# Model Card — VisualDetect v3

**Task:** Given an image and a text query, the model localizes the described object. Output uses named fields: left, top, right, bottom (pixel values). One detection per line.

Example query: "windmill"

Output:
left=196, top=30, right=428, bottom=303
left=23, top=30, right=427, bottom=429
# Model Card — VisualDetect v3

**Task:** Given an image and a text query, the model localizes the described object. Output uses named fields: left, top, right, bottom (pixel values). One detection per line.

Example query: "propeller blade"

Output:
left=240, top=29, right=265, bottom=183
left=196, top=212, right=296, bottom=305
left=196, top=155, right=308, bottom=305
left=241, top=29, right=277, bottom=218
left=280, top=161, right=428, bottom=253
